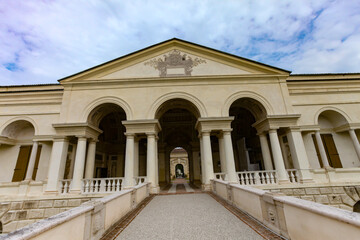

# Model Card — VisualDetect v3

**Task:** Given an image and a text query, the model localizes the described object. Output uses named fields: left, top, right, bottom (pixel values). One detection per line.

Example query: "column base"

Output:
left=149, top=186, right=160, bottom=194
left=278, top=179, right=291, bottom=185
left=202, top=183, right=212, bottom=191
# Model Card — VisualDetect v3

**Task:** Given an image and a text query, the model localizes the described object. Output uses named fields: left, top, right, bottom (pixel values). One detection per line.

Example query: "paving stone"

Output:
left=328, top=194, right=342, bottom=204
left=23, top=201, right=39, bottom=209
left=305, top=188, right=320, bottom=195
left=28, top=209, right=44, bottom=219
left=319, top=187, right=332, bottom=194
left=314, top=195, right=329, bottom=204
left=38, top=200, right=54, bottom=208
left=1, top=210, right=16, bottom=224
left=68, top=199, right=82, bottom=207
left=44, top=208, right=60, bottom=218
left=293, top=188, right=305, bottom=195
left=54, top=200, right=68, bottom=208
left=10, top=201, right=23, bottom=210
left=16, top=220, right=35, bottom=229
left=341, top=194, right=356, bottom=207
left=15, top=210, right=27, bottom=220
left=300, top=196, right=314, bottom=202
left=3, top=221, right=18, bottom=233
left=332, top=187, right=345, bottom=194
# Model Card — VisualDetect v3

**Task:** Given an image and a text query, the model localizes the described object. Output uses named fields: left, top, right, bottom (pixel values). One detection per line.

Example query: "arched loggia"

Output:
left=155, top=98, right=202, bottom=189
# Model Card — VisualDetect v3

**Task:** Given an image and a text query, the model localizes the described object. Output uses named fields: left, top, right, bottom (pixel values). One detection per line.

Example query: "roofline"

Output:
left=290, top=73, right=360, bottom=76
left=58, top=37, right=291, bottom=82
left=0, top=83, right=61, bottom=88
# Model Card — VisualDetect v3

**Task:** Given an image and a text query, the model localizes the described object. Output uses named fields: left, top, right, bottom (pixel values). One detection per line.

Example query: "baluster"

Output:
left=240, top=174, right=244, bottom=185
left=264, top=172, right=269, bottom=184
left=249, top=173, right=253, bottom=185
left=85, top=180, right=89, bottom=193
left=295, top=171, right=299, bottom=183
left=254, top=172, right=260, bottom=185
left=289, top=171, right=295, bottom=183
left=116, top=179, right=120, bottom=191
left=63, top=181, right=68, bottom=194
left=94, top=180, right=98, bottom=193
left=270, top=172, right=275, bottom=184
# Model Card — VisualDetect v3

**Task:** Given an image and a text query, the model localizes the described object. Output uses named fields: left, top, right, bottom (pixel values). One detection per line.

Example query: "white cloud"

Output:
left=0, top=0, right=359, bottom=85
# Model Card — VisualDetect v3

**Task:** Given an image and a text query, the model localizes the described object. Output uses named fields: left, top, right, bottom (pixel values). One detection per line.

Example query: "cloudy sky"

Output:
left=1, top=0, right=360, bottom=85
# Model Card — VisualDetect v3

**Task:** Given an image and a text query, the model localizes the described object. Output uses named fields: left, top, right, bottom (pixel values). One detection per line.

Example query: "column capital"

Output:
left=146, top=132, right=157, bottom=138
left=52, top=136, right=69, bottom=142
left=76, top=136, right=88, bottom=141
left=286, top=126, right=301, bottom=133
left=124, top=132, right=135, bottom=138
left=222, top=129, right=232, bottom=135
left=88, top=138, right=99, bottom=143
left=201, top=130, right=211, bottom=136
left=268, top=129, right=278, bottom=134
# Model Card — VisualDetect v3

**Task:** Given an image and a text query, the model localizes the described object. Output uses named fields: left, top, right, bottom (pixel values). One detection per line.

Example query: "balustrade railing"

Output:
left=82, top=177, right=124, bottom=194
left=59, top=179, right=72, bottom=194
left=287, top=169, right=299, bottom=183
left=214, top=173, right=227, bottom=181
left=237, top=170, right=277, bottom=185
left=135, top=176, right=147, bottom=185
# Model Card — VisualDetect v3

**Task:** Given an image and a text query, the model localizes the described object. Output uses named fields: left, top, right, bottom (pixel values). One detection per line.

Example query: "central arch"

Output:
left=155, top=98, right=202, bottom=189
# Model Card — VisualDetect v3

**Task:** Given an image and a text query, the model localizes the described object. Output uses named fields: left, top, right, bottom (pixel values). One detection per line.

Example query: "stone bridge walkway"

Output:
left=101, top=191, right=285, bottom=240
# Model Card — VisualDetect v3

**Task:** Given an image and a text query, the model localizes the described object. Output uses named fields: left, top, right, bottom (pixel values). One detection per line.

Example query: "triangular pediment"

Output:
left=59, top=38, right=290, bottom=83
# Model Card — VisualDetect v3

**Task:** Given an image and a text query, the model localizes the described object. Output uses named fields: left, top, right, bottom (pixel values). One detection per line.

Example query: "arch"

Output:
left=0, top=117, right=38, bottom=138
left=81, top=96, right=133, bottom=123
left=314, top=107, right=351, bottom=126
left=222, top=91, right=274, bottom=118
left=147, top=92, right=207, bottom=119
left=354, top=201, right=360, bottom=213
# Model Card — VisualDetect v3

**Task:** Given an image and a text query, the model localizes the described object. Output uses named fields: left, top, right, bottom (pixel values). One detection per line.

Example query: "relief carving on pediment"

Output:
left=144, top=50, right=206, bottom=77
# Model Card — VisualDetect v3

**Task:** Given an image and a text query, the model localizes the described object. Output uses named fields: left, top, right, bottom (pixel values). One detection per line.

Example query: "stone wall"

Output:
left=268, top=185, right=360, bottom=212
left=0, top=197, right=94, bottom=234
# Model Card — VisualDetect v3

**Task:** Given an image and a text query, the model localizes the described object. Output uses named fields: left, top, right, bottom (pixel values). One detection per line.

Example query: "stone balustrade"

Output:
left=81, top=177, right=124, bottom=194
left=212, top=179, right=360, bottom=240
left=214, top=173, right=227, bottom=181
left=134, top=176, right=147, bottom=185
left=286, top=169, right=300, bottom=183
left=59, top=180, right=71, bottom=194
left=237, top=170, right=277, bottom=185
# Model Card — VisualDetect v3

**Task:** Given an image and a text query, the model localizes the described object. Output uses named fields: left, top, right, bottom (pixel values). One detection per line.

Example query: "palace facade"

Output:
left=1, top=38, right=360, bottom=201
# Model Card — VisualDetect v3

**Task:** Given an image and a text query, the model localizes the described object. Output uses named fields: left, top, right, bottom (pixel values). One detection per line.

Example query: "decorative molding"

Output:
left=144, top=50, right=206, bottom=77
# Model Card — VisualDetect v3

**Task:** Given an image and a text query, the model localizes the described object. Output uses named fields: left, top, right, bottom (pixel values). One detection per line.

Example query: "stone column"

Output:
left=218, top=134, right=227, bottom=173
left=134, top=138, right=139, bottom=177
left=268, top=129, right=289, bottom=183
left=45, top=137, right=69, bottom=193
left=84, top=140, right=97, bottom=179
left=315, top=131, right=331, bottom=168
left=146, top=133, right=159, bottom=193
left=25, top=141, right=39, bottom=180
left=199, top=135, right=206, bottom=184
left=202, top=131, right=214, bottom=189
left=124, top=133, right=135, bottom=188
left=222, top=130, right=238, bottom=183
left=155, top=136, right=159, bottom=186
left=286, top=128, right=313, bottom=182
left=70, top=137, right=88, bottom=193
left=349, top=129, right=360, bottom=160
left=258, top=133, right=273, bottom=170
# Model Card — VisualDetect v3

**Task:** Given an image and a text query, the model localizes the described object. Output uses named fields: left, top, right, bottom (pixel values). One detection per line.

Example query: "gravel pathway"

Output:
left=115, top=194, right=264, bottom=240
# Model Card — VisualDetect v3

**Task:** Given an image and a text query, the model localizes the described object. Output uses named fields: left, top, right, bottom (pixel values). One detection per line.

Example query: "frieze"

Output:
left=144, top=50, right=206, bottom=77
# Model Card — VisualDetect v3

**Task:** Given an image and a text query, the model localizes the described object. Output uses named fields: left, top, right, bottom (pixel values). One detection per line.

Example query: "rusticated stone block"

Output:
left=341, top=194, right=356, bottom=207
left=293, top=188, right=305, bottom=195
left=44, top=208, right=60, bottom=218
left=339, top=205, right=353, bottom=212
left=319, top=187, right=332, bottom=194
left=344, top=187, right=359, bottom=201
left=38, top=200, right=53, bottom=208
left=329, top=194, right=342, bottom=204
left=28, top=209, right=44, bottom=219
left=23, top=201, right=39, bottom=209
left=10, top=201, right=23, bottom=210
left=3, top=221, right=18, bottom=233
left=68, top=199, right=82, bottom=207
left=280, top=189, right=294, bottom=195
left=0, top=203, right=10, bottom=212
left=16, top=210, right=27, bottom=220
left=332, top=187, right=345, bottom=194
left=54, top=200, right=68, bottom=208
left=314, top=195, right=329, bottom=204
left=1, top=210, right=16, bottom=224
left=16, top=220, right=35, bottom=229
left=305, top=188, right=320, bottom=195
left=300, top=196, right=314, bottom=201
